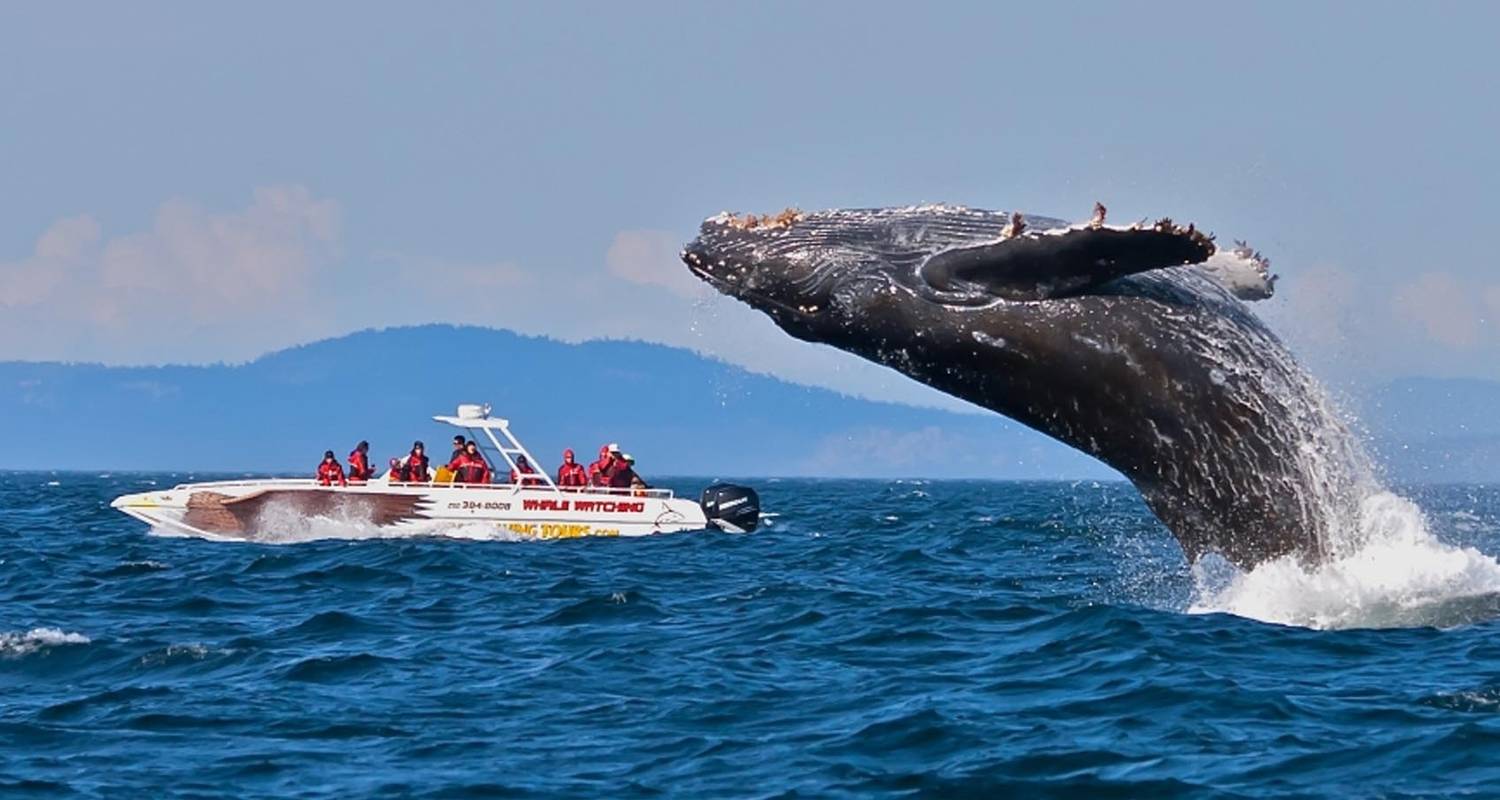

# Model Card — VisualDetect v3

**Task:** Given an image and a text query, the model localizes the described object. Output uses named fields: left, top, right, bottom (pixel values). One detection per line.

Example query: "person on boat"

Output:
left=623, top=454, right=651, bottom=496
left=556, top=449, right=588, bottom=489
left=604, top=451, right=639, bottom=490
left=449, top=440, right=491, bottom=484
left=347, top=441, right=374, bottom=482
left=510, top=454, right=544, bottom=487
left=588, top=444, right=618, bottom=486
left=403, top=441, right=431, bottom=482
left=317, top=450, right=348, bottom=487
left=388, top=457, right=407, bottom=482
left=450, top=435, right=467, bottom=464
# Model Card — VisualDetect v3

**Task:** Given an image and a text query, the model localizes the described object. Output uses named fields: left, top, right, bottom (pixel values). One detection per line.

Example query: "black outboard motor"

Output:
left=700, top=484, right=760, bottom=533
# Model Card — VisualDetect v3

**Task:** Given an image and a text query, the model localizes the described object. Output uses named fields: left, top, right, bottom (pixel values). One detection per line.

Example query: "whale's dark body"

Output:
left=683, top=206, right=1366, bottom=569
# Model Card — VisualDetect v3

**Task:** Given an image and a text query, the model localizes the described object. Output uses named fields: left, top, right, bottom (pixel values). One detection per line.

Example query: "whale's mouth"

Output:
left=681, top=244, right=826, bottom=321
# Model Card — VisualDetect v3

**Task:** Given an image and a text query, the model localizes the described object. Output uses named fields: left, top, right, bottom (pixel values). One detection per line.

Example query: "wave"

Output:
left=1190, top=492, right=1500, bottom=629
left=0, top=628, right=90, bottom=658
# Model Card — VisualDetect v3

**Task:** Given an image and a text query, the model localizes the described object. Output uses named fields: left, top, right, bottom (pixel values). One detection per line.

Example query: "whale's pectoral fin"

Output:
left=919, top=225, right=1216, bottom=301
left=1198, top=241, right=1277, bottom=301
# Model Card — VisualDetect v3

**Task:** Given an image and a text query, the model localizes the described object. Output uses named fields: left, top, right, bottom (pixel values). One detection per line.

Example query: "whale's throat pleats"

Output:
left=919, top=227, right=1216, bottom=301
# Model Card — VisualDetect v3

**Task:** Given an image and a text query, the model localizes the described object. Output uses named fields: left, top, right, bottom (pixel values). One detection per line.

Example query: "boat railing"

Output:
left=172, top=477, right=676, bottom=500
left=170, top=478, right=319, bottom=491
left=386, top=479, right=677, bottom=500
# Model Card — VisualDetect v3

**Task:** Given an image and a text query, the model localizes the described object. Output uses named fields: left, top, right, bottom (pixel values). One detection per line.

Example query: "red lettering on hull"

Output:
left=571, top=500, right=646, bottom=513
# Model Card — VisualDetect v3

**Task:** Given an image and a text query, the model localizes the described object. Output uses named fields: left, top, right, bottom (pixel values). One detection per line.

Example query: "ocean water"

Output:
left=3, top=473, right=1500, bottom=798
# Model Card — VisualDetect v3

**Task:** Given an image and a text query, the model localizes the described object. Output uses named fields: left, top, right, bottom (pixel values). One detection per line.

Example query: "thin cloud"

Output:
left=605, top=229, right=708, bottom=298
left=0, top=215, right=102, bottom=308
left=1391, top=271, right=1486, bottom=349
left=0, top=186, right=340, bottom=362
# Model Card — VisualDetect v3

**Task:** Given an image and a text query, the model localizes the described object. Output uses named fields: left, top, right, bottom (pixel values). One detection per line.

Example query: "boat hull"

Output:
left=111, top=479, right=711, bottom=542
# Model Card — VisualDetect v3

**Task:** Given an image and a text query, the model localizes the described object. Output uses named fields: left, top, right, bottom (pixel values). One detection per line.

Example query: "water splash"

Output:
left=0, top=627, right=91, bottom=658
left=1190, top=492, right=1500, bottom=629
left=1175, top=315, right=1500, bottom=629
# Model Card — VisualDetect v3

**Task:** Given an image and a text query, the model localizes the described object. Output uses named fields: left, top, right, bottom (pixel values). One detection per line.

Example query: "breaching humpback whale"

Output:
left=682, top=204, right=1367, bottom=569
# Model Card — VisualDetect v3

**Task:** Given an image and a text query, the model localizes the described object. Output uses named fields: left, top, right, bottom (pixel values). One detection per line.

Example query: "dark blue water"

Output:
left=4, top=474, right=1500, bottom=798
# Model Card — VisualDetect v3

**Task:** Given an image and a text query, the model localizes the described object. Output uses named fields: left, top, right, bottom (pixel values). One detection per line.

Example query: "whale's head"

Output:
left=680, top=208, right=869, bottom=342
left=681, top=205, right=1263, bottom=352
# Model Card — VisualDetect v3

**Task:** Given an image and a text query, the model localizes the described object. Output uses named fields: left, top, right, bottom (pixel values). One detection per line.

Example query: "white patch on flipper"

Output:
left=1198, top=243, right=1277, bottom=301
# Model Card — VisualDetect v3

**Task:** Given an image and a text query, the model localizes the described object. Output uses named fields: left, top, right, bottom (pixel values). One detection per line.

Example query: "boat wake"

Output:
left=1189, top=491, right=1500, bottom=629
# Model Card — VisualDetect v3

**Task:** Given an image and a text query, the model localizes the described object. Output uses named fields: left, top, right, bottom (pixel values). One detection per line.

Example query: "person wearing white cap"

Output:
left=622, top=453, right=651, bottom=495
left=604, top=450, right=642, bottom=490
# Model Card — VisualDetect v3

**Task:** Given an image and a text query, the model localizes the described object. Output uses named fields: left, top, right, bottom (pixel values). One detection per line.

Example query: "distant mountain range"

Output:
left=0, top=326, right=1112, bottom=478
left=2, top=326, right=1494, bottom=481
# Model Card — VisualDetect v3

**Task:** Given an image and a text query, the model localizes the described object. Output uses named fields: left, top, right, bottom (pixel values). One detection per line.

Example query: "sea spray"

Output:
left=0, top=627, right=91, bottom=658
left=1173, top=320, right=1500, bottom=628
left=1190, top=490, right=1500, bottom=629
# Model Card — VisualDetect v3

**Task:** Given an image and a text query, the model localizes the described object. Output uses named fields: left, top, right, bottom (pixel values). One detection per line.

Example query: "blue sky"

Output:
left=3, top=2, right=1497, bottom=408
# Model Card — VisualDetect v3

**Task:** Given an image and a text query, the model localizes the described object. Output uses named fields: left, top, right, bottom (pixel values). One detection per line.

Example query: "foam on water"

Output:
left=1190, top=491, right=1500, bottom=629
left=0, top=627, right=91, bottom=658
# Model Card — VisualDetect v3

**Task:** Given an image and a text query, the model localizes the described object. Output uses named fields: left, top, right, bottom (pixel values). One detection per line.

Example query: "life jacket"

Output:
left=406, top=451, right=430, bottom=482
left=605, top=461, right=635, bottom=489
left=450, top=452, right=490, bottom=484
left=557, top=462, right=588, bottom=487
left=317, top=460, right=347, bottom=487
left=348, top=449, right=373, bottom=481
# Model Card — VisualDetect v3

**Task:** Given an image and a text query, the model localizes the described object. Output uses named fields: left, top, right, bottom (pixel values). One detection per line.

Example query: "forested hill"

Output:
left=0, top=325, right=1111, bottom=478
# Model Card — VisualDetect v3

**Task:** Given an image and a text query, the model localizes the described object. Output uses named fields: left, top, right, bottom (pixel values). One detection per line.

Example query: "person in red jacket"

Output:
left=556, top=449, right=588, bottom=489
left=347, top=440, right=374, bottom=482
left=510, top=454, right=543, bottom=487
left=404, top=441, right=431, bottom=482
left=588, top=444, right=618, bottom=486
left=603, top=452, right=637, bottom=490
left=449, top=441, right=491, bottom=484
left=316, top=450, right=348, bottom=487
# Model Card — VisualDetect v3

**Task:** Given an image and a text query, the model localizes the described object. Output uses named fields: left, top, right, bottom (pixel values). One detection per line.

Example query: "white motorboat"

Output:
left=110, top=404, right=760, bottom=541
